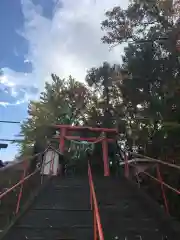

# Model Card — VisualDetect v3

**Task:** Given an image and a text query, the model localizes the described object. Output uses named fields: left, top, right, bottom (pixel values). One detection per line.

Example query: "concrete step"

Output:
left=94, top=177, right=179, bottom=240
left=2, top=177, right=93, bottom=240
left=2, top=226, right=93, bottom=240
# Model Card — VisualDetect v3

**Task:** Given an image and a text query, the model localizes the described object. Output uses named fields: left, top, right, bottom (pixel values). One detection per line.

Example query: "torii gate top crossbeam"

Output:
left=53, top=124, right=118, bottom=133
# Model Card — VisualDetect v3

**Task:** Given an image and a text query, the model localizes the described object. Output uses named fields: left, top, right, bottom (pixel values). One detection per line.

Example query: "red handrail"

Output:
left=16, top=150, right=56, bottom=214
left=127, top=151, right=180, bottom=170
left=15, top=160, right=28, bottom=214
left=124, top=153, right=180, bottom=215
left=88, top=162, right=104, bottom=240
left=0, top=147, right=55, bottom=216
left=140, top=168, right=180, bottom=195
left=0, top=167, right=38, bottom=200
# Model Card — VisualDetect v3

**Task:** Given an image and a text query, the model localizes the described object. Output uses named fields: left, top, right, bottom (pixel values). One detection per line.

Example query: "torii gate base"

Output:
left=54, top=125, right=117, bottom=176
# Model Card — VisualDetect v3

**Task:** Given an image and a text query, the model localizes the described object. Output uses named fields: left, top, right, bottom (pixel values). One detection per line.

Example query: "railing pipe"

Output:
left=0, top=169, right=38, bottom=200
left=141, top=170, right=180, bottom=195
left=123, top=152, right=180, bottom=216
left=156, top=164, right=169, bottom=214
left=15, top=160, right=27, bottom=214
left=127, top=151, right=180, bottom=171
left=0, top=148, right=51, bottom=201
left=88, top=162, right=104, bottom=240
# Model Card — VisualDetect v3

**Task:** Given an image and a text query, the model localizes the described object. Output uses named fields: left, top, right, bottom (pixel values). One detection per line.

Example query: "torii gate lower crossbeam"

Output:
left=54, top=125, right=117, bottom=176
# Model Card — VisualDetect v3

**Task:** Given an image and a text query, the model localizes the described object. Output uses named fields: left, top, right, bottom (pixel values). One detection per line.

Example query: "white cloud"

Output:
left=0, top=68, right=38, bottom=105
left=1, top=68, right=32, bottom=87
left=0, top=100, right=25, bottom=107
left=0, top=74, right=14, bottom=87
left=19, top=0, right=129, bottom=90
left=1, top=0, right=129, bottom=101
left=24, top=59, right=30, bottom=63
left=0, top=102, right=9, bottom=107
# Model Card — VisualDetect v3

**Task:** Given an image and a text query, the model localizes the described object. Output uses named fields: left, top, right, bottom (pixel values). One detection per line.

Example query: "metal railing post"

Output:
left=15, top=160, right=27, bottom=214
left=88, top=162, right=104, bottom=240
left=156, top=164, right=169, bottom=214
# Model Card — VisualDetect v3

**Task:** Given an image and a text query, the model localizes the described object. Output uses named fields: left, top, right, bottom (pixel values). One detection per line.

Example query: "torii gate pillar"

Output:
left=58, top=127, right=66, bottom=176
left=59, top=127, right=66, bottom=154
left=102, top=137, right=110, bottom=176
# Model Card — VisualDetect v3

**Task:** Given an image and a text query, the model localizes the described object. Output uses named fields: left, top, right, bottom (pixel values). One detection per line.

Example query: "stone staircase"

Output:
left=2, top=177, right=93, bottom=239
left=1, top=175, right=180, bottom=239
left=94, top=176, right=180, bottom=239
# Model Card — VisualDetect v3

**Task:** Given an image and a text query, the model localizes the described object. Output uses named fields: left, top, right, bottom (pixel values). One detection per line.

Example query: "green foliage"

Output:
left=101, top=0, right=180, bottom=159
left=17, top=75, right=93, bottom=155
left=100, top=0, right=180, bottom=219
left=68, top=140, right=94, bottom=161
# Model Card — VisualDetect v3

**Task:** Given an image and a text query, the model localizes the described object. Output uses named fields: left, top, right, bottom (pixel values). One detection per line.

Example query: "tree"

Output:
left=101, top=0, right=180, bottom=159
left=86, top=62, right=126, bottom=129
left=17, top=74, right=93, bottom=155
left=101, top=0, right=180, bottom=46
left=100, top=0, right=180, bottom=219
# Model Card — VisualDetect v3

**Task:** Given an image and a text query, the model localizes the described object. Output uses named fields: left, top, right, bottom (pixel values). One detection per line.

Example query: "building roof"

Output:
left=46, top=145, right=63, bottom=156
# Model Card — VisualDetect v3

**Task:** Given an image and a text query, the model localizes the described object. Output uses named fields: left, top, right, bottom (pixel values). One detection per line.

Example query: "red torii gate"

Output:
left=54, top=125, right=118, bottom=176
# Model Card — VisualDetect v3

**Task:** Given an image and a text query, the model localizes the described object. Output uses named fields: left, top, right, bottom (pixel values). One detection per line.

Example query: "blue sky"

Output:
left=0, top=0, right=127, bottom=161
left=0, top=0, right=29, bottom=161
left=0, top=0, right=61, bottom=161
left=0, top=0, right=41, bottom=161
